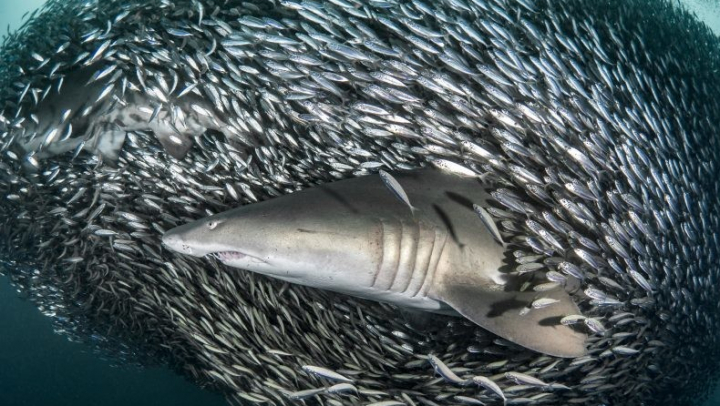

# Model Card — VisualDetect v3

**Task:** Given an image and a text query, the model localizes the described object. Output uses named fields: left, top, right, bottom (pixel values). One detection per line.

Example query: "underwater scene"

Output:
left=0, top=0, right=719, bottom=405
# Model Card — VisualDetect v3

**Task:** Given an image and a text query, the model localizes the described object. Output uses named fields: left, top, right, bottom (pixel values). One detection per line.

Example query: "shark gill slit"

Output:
left=405, top=221, right=437, bottom=297
left=389, top=218, right=420, bottom=294
left=372, top=217, right=402, bottom=290
left=417, top=227, right=447, bottom=299
left=370, top=217, right=385, bottom=289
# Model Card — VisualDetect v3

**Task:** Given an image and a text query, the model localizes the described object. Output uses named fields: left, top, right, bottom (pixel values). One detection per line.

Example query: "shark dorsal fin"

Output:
left=439, top=284, right=587, bottom=358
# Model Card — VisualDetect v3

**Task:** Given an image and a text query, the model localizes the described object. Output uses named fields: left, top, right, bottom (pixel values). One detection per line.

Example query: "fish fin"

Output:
left=439, top=284, right=587, bottom=358
left=156, top=130, right=193, bottom=159
left=410, top=205, right=419, bottom=218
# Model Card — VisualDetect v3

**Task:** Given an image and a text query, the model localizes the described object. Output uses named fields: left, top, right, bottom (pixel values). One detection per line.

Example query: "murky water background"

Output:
left=0, top=277, right=227, bottom=406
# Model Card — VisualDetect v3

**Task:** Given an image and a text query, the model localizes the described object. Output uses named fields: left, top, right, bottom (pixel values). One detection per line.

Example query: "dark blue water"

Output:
left=710, top=386, right=720, bottom=406
left=0, top=277, right=228, bottom=406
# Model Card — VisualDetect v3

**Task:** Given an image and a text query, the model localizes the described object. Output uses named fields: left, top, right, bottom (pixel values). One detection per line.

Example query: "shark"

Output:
left=162, top=169, right=587, bottom=358
left=9, top=66, right=254, bottom=168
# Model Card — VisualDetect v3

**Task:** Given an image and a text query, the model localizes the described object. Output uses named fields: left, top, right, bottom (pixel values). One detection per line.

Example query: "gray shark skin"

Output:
left=163, top=169, right=587, bottom=358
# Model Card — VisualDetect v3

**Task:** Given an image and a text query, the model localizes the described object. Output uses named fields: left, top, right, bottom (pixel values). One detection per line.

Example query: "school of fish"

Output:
left=0, top=0, right=718, bottom=405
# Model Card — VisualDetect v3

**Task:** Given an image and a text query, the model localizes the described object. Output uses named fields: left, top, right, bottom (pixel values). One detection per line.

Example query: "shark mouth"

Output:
left=208, top=251, right=247, bottom=262
left=207, top=251, right=268, bottom=265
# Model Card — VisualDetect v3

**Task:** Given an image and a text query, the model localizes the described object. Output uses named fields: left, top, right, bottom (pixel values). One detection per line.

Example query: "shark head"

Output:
left=161, top=212, right=276, bottom=272
left=13, top=66, right=255, bottom=171
left=162, top=183, right=387, bottom=292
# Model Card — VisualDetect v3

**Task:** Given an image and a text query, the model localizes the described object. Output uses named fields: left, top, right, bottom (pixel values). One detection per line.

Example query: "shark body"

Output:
left=11, top=66, right=253, bottom=167
left=163, top=169, right=587, bottom=358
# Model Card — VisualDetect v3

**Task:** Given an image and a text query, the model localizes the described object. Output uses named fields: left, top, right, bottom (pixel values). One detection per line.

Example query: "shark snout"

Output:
left=162, top=231, right=194, bottom=256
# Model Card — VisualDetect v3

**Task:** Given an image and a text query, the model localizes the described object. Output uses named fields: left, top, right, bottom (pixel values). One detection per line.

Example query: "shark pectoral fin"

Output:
left=440, top=285, right=587, bottom=358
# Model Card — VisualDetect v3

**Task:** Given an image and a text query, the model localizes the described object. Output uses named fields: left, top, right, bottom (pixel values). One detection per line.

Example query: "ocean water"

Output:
left=679, top=0, right=720, bottom=33
left=0, top=277, right=227, bottom=406
left=0, top=0, right=719, bottom=406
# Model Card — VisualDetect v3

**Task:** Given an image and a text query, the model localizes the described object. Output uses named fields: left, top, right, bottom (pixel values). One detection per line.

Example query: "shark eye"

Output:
left=207, top=220, right=219, bottom=230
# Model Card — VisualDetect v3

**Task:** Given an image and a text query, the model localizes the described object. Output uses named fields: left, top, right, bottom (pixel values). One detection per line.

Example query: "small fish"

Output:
left=473, top=204, right=504, bottom=246
left=301, top=365, right=353, bottom=383
left=504, top=371, right=548, bottom=387
left=532, top=295, right=559, bottom=310
left=472, top=375, right=506, bottom=401
left=629, top=270, right=654, bottom=293
left=584, top=317, right=607, bottom=335
left=428, top=355, right=470, bottom=385
left=166, top=27, right=194, bottom=37
left=366, top=401, right=405, bottom=406
left=516, top=262, right=544, bottom=274
left=286, top=387, right=326, bottom=400
left=561, top=314, right=587, bottom=325
left=453, top=395, right=486, bottom=405
left=62, top=256, right=85, bottom=264
left=546, top=270, right=568, bottom=284
left=533, top=282, right=560, bottom=292
left=584, top=286, right=608, bottom=301
left=379, top=170, right=417, bottom=215
left=612, top=346, right=640, bottom=355
left=431, top=159, right=478, bottom=177
left=326, top=382, right=358, bottom=394
left=558, top=261, right=585, bottom=280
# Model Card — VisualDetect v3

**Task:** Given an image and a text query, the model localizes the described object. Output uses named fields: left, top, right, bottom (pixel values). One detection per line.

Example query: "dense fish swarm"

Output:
left=1, top=0, right=719, bottom=405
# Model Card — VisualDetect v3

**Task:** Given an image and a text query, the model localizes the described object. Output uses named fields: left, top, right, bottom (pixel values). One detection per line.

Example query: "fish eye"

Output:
left=207, top=220, right=219, bottom=230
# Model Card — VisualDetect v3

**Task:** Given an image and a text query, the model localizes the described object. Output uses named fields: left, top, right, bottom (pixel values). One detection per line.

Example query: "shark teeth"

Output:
left=207, top=251, right=247, bottom=262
